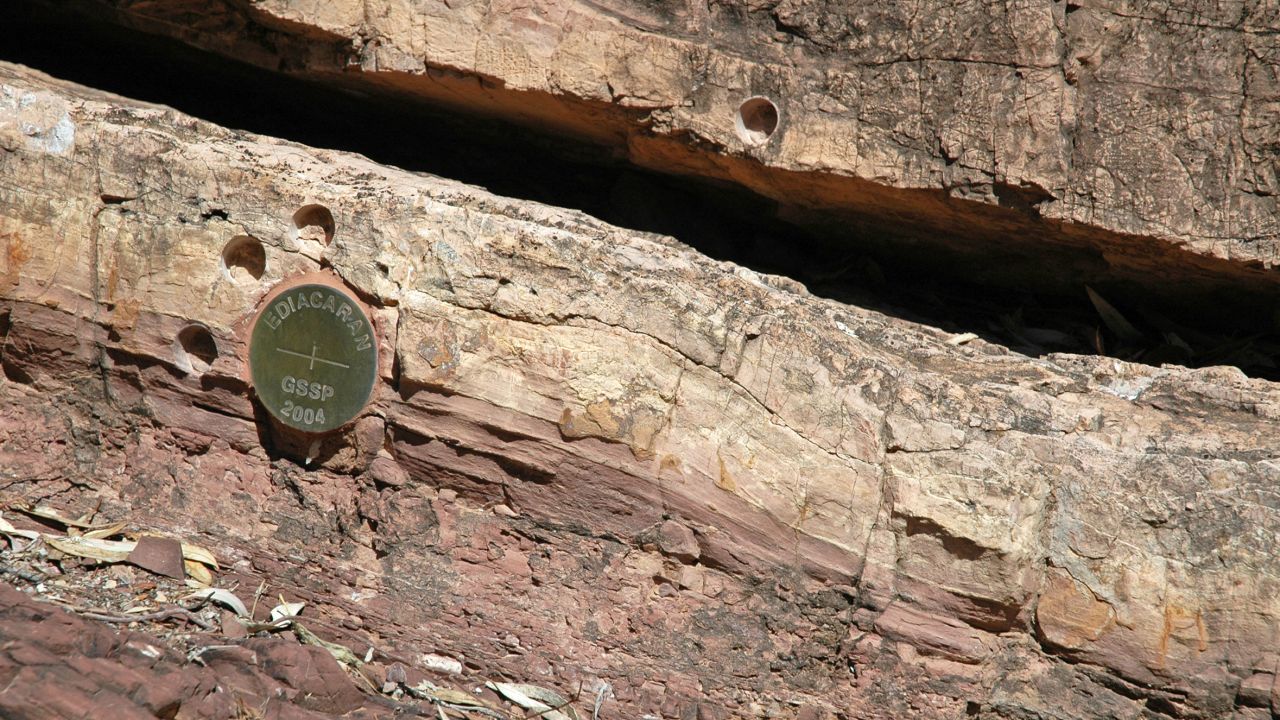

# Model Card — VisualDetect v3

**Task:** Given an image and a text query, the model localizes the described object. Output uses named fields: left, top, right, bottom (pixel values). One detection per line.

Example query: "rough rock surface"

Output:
left=0, top=583, right=388, bottom=720
left=42, top=0, right=1280, bottom=306
left=3, top=61, right=1280, bottom=720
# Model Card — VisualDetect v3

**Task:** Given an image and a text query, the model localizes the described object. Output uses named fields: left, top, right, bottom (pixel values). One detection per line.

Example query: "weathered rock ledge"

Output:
left=29, top=0, right=1280, bottom=317
left=3, top=62, right=1280, bottom=718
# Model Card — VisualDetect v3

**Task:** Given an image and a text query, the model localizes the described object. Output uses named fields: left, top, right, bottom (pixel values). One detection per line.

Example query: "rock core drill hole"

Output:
left=221, top=234, right=266, bottom=282
left=292, top=204, right=335, bottom=245
left=736, top=97, right=779, bottom=146
left=175, top=324, right=218, bottom=374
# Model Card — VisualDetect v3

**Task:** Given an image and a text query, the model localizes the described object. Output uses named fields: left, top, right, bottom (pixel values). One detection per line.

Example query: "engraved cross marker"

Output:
left=276, top=344, right=351, bottom=370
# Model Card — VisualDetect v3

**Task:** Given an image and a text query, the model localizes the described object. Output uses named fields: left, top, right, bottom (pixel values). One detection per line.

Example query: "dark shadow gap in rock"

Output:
left=5, top=2, right=1280, bottom=379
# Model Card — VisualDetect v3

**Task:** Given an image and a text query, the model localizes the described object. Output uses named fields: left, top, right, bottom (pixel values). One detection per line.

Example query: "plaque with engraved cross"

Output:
left=248, top=282, right=378, bottom=433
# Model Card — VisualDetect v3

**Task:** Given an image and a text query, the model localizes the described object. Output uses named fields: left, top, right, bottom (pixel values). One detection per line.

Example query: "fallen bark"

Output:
left=2, top=61, right=1280, bottom=719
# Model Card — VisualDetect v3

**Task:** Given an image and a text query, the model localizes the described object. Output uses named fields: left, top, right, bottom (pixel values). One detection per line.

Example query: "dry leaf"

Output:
left=12, top=503, right=95, bottom=528
left=0, top=514, right=42, bottom=541
left=270, top=600, right=305, bottom=622
left=411, top=684, right=504, bottom=714
left=292, top=623, right=363, bottom=667
left=431, top=688, right=483, bottom=705
left=82, top=522, right=128, bottom=540
left=185, top=588, right=249, bottom=617
left=180, top=543, right=219, bottom=570
left=1163, top=331, right=1194, bottom=354
left=433, top=687, right=498, bottom=709
left=44, top=536, right=135, bottom=563
left=1086, top=286, right=1143, bottom=342
left=73, top=505, right=99, bottom=527
left=488, top=682, right=579, bottom=720
left=41, top=531, right=218, bottom=574
left=184, top=559, right=214, bottom=587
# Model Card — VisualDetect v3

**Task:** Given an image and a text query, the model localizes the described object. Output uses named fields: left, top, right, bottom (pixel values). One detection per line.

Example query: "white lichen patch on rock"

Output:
left=0, top=85, right=74, bottom=155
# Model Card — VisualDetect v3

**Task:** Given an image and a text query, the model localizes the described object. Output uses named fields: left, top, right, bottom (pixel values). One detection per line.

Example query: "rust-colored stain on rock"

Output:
left=1036, top=568, right=1115, bottom=650
left=715, top=452, right=736, bottom=492
left=2, top=232, right=30, bottom=289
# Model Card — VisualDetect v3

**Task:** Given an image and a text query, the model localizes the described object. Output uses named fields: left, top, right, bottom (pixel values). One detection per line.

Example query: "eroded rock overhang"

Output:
left=8, top=0, right=1280, bottom=380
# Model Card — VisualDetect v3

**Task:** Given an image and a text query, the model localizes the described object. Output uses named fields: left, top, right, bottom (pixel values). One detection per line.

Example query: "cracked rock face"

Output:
left=3, top=62, right=1280, bottom=719
left=55, top=0, right=1280, bottom=293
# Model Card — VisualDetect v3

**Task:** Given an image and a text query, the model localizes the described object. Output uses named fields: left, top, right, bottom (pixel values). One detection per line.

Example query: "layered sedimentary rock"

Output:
left=38, top=0, right=1280, bottom=309
left=4, top=62, right=1280, bottom=718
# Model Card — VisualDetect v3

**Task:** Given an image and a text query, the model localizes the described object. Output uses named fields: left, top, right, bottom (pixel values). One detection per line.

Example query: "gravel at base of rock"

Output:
left=0, top=583, right=386, bottom=719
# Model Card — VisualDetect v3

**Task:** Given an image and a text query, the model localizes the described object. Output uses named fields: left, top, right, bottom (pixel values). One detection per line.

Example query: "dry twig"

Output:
left=49, top=599, right=216, bottom=631
left=523, top=680, right=582, bottom=720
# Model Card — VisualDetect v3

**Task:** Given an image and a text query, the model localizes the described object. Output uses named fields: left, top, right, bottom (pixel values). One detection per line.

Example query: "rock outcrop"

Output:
left=30, top=0, right=1280, bottom=313
left=3, top=57, right=1280, bottom=718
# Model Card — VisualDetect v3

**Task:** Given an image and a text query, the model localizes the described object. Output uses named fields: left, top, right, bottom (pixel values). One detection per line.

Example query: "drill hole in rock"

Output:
left=735, top=97, right=779, bottom=146
left=175, top=324, right=218, bottom=375
left=292, top=204, right=335, bottom=245
left=220, top=234, right=266, bottom=282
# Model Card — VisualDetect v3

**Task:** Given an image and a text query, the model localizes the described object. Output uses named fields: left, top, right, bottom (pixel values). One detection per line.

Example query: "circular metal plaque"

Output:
left=249, top=283, right=377, bottom=433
